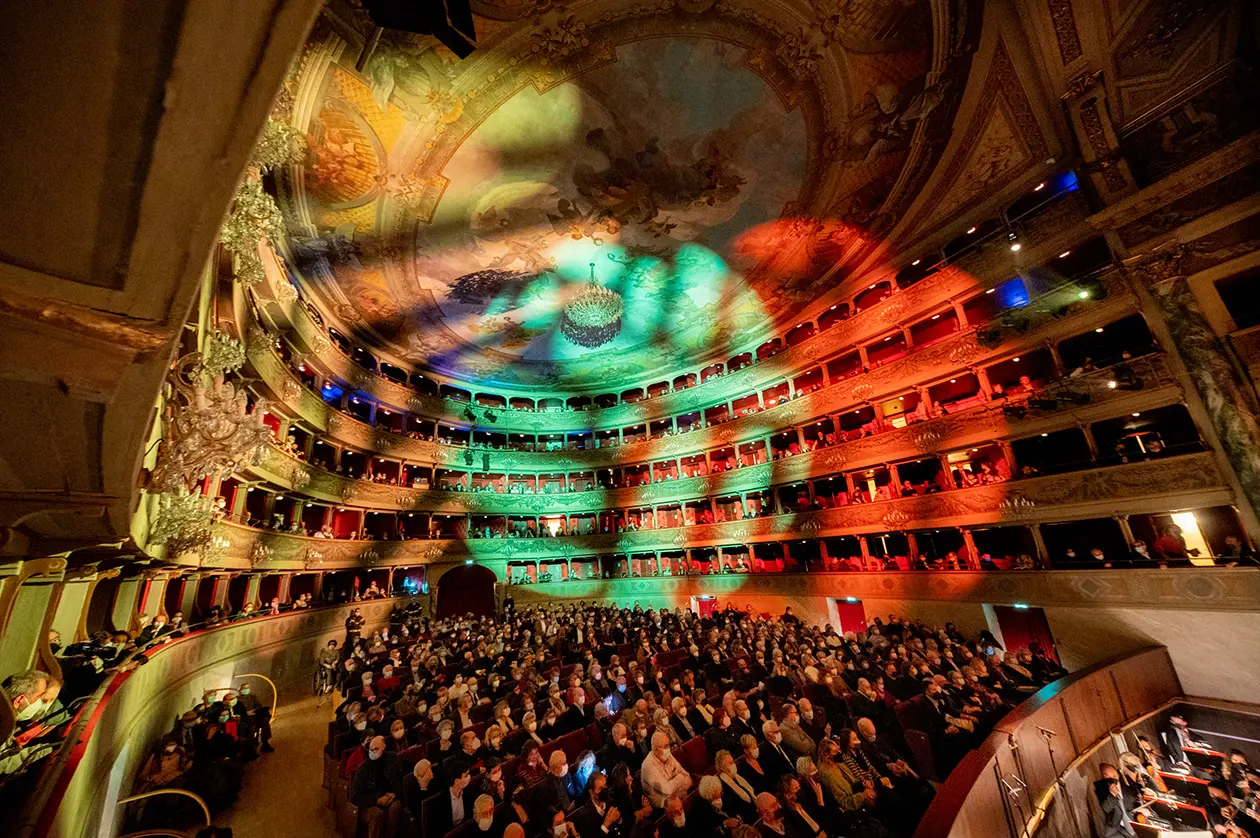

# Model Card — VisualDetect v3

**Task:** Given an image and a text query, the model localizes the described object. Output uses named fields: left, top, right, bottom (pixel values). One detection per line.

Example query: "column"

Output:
left=997, top=438, right=1018, bottom=476
left=111, top=576, right=147, bottom=634
left=905, top=532, right=918, bottom=564
left=276, top=573, right=294, bottom=605
left=858, top=536, right=871, bottom=567
left=50, top=571, right=97, bottom=647
left=974, top=367, right=993, bottom=400
left=1079, top=424, right=1100, bottom=462
left=1046, top=342, right=1067, bottom=378
left=886, top=463, right=900, bottom=493
left=857, top=345, right=870, bottom=370
left=243, top=575, right=263, bottom=611
left=0, top=566, right=65, bottom=678
left=1127, top=249, right=1260, bottom=540
left=900, top=326, right=913, bottom=349
left=1028, top=524, right=1050, bottom=567
left=959, top=528, right=980, bottom=570
left=229, top=484, right=249, bottom=523
left=1114, top=515, right=1136, bottom=549
left=386, top=568, right=395, bottom=595
left=952, top=298, right=969, bottom=327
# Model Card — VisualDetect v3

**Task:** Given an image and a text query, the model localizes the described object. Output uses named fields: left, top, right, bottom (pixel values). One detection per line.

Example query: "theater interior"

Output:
left=2, top=1, right=1260, bottom=837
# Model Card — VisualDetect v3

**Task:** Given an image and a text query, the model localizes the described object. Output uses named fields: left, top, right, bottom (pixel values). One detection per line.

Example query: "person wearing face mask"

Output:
left=562, top=686, right=593, bottom=734
left=432, top=761, right=474, bottom=837
left=516, top=740, right=549, bottom=790
left=641, top=731, right=692, bottom=809
left=138, top=737, right=192, bottom=790
left=693, top=774, right=743, bottom=838
left=384, top=718, right=410, bottom=752
left=575, top=770, right=623, bottom=838
left=137, top=613, right=172, bottom=647
left=795, top=698, right=829, bottom=744
left=732, top=700, right=761, bottom=741
left=777, top=703, right=816, bottom=759
left=657, top=793, right=689, bottom=838
left=234, top=681, right=273, bottom=753
left=537, top=749, right=579, bottom=818
left=758, top=721, right=796, bottom=783
left=713, top=749, right=758, bottom=820
left=548, top=807, right=579, bottom=838
left=471, top=793, right=499, bottom=834
left=704, top=708, right=740, bottom=755
left=605, top=676, right=629, bottom=716
left=432, top=719, right=456, bottom=755
left=459, top=729, right=486, bottom=765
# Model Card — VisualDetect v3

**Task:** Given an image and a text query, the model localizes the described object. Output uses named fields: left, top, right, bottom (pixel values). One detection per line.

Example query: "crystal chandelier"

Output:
left=560, top=263, right=624, bottom=348
left=149, top=487, right=217, bottom=560
left=149, top=353, right=272, bottom=493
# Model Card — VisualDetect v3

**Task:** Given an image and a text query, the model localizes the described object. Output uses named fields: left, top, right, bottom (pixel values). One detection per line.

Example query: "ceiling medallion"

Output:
left=560, top=263, right=624, bottom=349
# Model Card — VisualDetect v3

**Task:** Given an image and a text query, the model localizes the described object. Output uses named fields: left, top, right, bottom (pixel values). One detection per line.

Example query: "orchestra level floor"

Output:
left=219, top=693, right=340, bottom=838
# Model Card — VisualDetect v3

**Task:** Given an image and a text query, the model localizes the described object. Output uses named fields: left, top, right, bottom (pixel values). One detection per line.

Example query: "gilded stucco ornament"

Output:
left=149, top=487, right=219, bottom=560
left=150, top=353, right=271, bottom=494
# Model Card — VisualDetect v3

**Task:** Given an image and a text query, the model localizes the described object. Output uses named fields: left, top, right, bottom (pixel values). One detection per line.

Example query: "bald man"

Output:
left=350, top=735, right=405, bottom=838
left=641, top=731, right=692, bottom=808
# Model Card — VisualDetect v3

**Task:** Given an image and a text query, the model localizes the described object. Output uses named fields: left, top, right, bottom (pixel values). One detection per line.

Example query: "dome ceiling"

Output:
left=277, top=0, right=977, bottom=392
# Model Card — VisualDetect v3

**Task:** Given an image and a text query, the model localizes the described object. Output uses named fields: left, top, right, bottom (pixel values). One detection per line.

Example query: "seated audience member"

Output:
left=641, top=731, right=693, bottom=809
left=694, top=774, right=742, bottom=837
left=1089, top=764, right=1135, bottom=838
left=350, top=736, right=405, bottom=838
left=538, top=748, right=579, bottom=816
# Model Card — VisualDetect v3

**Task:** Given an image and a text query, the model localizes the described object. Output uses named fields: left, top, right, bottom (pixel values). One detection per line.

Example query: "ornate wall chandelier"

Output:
left=149, top=352, right=272, bottom=493
left=560, top=263, right=624, bottom=348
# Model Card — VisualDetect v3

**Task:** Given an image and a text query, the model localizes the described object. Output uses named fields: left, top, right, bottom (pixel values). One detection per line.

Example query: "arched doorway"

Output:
left=437, top=564, right=496, bottom=619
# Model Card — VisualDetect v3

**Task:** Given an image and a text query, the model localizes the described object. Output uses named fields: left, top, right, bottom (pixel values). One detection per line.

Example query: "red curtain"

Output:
left=991, top=605, right=1060, bottom=662
left=437, top=565, right=496, bottom=619
left=697, top=598, right=717, bottom=618
left=332, top=509, right=361, bottom=538
left=833, top=600, right=867, bottom=634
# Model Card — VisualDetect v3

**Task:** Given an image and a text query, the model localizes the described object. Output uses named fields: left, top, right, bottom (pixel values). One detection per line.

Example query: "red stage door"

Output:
left=991, top=605, right=1060, bottom=661
left=833, top=600, right=867, bottom=634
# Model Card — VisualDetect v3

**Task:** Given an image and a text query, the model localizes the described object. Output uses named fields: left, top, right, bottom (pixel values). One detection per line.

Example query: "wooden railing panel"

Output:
left=914, top=646, right=1180, bottom=838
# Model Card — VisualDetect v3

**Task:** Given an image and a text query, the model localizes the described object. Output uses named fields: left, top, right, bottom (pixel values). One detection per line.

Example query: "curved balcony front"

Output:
left=209, top=450, right=1232, bottom=570
left=246, top=271, right=1138, bottom=462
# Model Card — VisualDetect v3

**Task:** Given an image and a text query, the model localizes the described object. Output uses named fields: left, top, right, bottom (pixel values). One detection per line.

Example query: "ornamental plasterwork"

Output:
left=207, top=451, right=1229, bottom=568
left=243, top=367, right=1181, bottom=516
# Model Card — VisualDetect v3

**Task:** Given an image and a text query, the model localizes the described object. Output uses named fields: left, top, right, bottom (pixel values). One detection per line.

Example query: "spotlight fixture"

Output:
left=967, top=226, right=977, bottom=234
left=1034, top=182, right=1046, bottom=191
left=912, top=259, right=921, bottom=266
left=1107, top=380, right=1118, bottom=389
left=1078, top=290, right=1090, bottom=299
left=1007, top=230, right=1021, bottom=252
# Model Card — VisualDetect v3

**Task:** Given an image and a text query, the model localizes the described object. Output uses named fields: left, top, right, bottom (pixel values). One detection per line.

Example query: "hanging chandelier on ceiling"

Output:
left=560, top=263, right=624, bottom=348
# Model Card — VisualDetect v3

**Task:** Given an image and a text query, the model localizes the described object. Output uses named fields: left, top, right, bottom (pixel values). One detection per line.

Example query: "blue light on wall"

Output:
left=996, top=276, right=1030, bottom=309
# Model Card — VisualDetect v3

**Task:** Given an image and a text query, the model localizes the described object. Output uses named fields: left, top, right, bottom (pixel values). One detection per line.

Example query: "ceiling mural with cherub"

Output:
left=275, top=0, right=980, bottom=391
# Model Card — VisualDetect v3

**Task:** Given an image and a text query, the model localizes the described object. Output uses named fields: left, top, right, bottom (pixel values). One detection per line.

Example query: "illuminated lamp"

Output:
left=561, top=269, right=625, bottom=348
left=845, top=596, right=860, bottom=603
left=1059, top=251, right=1071, bottom=258
left=966, top=226, right=977, bottom=234
left=465, top=559, right=474, bottom=565
left=1107, top=380, right=1118, bottom=389
left=1007, top=231, right=1021, bottom=252
left=1013, top=602, right=1030, bottom=610
left=1078, top=290, right=1090, bottom=299
left=912, top=259, right=921, bottom=266
left=1034, top=182, right=1046, bottom=191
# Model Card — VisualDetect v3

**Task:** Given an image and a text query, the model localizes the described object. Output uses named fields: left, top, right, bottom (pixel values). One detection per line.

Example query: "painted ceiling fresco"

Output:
left=277, top=0, right=978, bottom=391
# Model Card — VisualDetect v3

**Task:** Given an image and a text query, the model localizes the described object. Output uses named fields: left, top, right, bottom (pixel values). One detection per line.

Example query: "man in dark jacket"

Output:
left=350, top=736, right=405, bottom=838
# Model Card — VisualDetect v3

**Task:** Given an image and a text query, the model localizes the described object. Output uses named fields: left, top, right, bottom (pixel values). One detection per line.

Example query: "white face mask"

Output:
left=368, top=749, right=382, bottom=761
left=15, top=698, right=47, bottom=722
left=478, top=818, right=494, bottom=830
left=672, top=816, right=685, bottom=827
left=440, top=730, right=451, bottom=740
left=355, top=720, right=368, bottom=731
left=750, top=747, right=760, bottom=759
left=553, top=826, right=567, bottom=838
